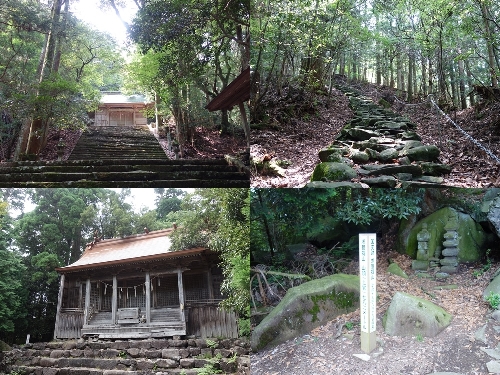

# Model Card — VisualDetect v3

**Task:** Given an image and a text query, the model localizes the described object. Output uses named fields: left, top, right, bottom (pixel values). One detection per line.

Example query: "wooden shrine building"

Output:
left=94, top=92, right=153, bottom=126
left=53, top=228, right=237, bottom=340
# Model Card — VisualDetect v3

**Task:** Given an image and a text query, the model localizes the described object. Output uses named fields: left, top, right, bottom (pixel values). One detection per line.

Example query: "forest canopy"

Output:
left=0, top=188, right=250, bottom=343
left=251, top=0, right=500, bottom=123
left=1, top=0, right=250, bottom=161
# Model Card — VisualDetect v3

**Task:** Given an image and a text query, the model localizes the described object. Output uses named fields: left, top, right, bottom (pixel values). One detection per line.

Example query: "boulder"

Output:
left=310, top=162, right=357, bottom=182
left=486, top=196, right=500, bottom=239
left=383, top=292, right=452, bottom=337
left=404, top=145, right=440, bottom=161
left=483, top=272, right=500, bottom=300
left=251, top=274, right=359, bottom=351
left=398, top=207, right=487, bottom=263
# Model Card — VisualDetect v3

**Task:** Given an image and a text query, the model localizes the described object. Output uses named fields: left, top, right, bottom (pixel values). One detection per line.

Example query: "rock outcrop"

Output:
left=251, top=274, right=359, bottom=351
left=399, top=207, right=487, bottom=264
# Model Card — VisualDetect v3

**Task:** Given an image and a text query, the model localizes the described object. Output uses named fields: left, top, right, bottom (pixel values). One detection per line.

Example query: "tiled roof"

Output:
left=56, top=228, right=205, bottom=272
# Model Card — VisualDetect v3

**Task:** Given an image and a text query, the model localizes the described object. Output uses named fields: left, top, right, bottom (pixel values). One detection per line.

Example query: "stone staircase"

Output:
left=68, top=126, right=167, bottom=161
left=1, top=338, right=250, bottom=375
left=307, top=86, right=451, bottom=188
left=0, top=159, right=249, bottom=188
left=0, top=126, right=249, bottom=187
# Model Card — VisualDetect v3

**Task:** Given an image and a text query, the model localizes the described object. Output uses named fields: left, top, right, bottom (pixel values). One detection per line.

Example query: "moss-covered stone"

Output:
left=387, top=262, right=409, bottom=279
left=310, top=162, right=357, bottom=182
left=398, top=207, right=487, bottom=263
left=404, top=145, right=440, bottom=162
left=251, top=274, right=359, bottom=351
left=383, top=292, right=452, bottom=337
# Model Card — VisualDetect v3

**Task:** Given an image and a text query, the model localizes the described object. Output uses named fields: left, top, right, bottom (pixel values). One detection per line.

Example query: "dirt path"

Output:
left=251, top=253, right=498, bottom=375
left=250, top=87, right=352, bottom=187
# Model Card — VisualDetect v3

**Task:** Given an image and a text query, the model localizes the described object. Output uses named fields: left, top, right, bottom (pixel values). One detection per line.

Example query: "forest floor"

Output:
left=251, top=233, right=500, bottom=375
left=250, top=80, right=500, bottom=188
left=37, top=124, right=246, bottom=161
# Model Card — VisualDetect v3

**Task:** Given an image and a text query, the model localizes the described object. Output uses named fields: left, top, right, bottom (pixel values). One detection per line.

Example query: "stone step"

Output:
left=0, top=170, right=247, bottom=183
left=309, top=84, right=450, bottom=186
left=0, top=164, right=236, bottom=174
left=0, top=179, right=249, bottom=188
left=1, top=159, right=230, bottom=167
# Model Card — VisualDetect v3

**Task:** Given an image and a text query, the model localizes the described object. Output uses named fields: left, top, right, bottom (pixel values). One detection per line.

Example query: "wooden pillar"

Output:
left=177, top=269, right=185, bottom=322
left=53, top=273, right=65, bottom=340
left=145, top=272, right=151, bottom=324
left=112, top=275, right=117, bottom=325
left=83, top=279, right=91, bottom=325
left=206, top=270, right=214, bottom=300
left=78, top=281, right=83, bottom=308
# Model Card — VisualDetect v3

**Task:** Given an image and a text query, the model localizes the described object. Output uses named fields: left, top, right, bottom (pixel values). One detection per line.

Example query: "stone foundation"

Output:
left=0, top=338, right=250, bottom=375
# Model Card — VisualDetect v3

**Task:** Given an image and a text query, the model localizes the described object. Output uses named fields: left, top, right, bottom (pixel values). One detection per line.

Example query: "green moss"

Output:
left=308, top=289, right=357, bottom=322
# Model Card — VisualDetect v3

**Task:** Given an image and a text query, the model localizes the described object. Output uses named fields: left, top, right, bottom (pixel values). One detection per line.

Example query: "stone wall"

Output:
left=1, top=337, right=250, bottom=375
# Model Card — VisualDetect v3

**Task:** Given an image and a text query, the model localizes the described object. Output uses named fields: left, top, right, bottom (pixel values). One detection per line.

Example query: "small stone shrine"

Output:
left=412, top=223, right=431, bottom=271
left=440, top=212, right=459, bottom=273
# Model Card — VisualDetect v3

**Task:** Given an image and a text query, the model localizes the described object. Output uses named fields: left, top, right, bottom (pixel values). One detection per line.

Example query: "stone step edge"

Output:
left=1, top=159, right=231, bottom=166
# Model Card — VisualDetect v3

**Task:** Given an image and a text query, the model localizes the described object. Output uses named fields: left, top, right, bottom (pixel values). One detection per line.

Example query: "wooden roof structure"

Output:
left=206, top=67, right=250, bottom=112
left=56, top=228, right=207, bottom=273
left=206, top=67, right=250, bottom=147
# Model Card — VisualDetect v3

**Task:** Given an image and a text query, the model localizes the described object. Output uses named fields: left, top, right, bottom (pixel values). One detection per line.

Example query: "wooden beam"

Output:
left=145, top=272, right=151, bottom=324
left=112, top=275, right=117, bottom=325
left=177, top=269, right=185, bottom=323
left=83, top=279, right=91, bottom=325
left=53, top=274, right=65, bottom=340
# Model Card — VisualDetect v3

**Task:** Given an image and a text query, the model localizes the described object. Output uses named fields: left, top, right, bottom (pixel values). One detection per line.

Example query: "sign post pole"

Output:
left=359, top=233, right=377, bottom=354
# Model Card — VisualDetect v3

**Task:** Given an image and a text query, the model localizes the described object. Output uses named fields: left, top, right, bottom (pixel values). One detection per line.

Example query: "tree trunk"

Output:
left=20, top=0, right=63, bottom=158
left=479, top=0, right=498, bottom=87
left=449, top=62, right=457, bottom=107
left=465, top=59, right=475, bottom=106
left=421, top=56, right=428, bottom=96
left=52, top=0, right=70, bottom=74
left=457, top=57, right=467, bottom=109
left=407, top=54, right=413, bottom=102
left=397, top=55, right=403, bottom=94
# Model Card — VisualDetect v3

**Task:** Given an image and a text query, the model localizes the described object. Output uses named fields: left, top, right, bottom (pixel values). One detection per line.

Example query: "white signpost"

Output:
left=359, top=233, right=377, bottom=354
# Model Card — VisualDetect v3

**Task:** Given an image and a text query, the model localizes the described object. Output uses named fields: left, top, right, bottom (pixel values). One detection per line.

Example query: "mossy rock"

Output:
left=387, top=262, right=409, bottom=279
left=351, top=150, right=370, bottom=164
left=383, top=292, right=452, bottom=337
left=0, top=340, right=11, bottom=351
left=419, top=162, right=452, bottom=176
left=404, top=145, right=440, bottom=162
left=398, top=207, right=487, bottom=263
left=310, top=162, right=357, bottom=182
left=318, top=147, right=349, bottom=163
left=251, top=274, right=359, bottom=351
